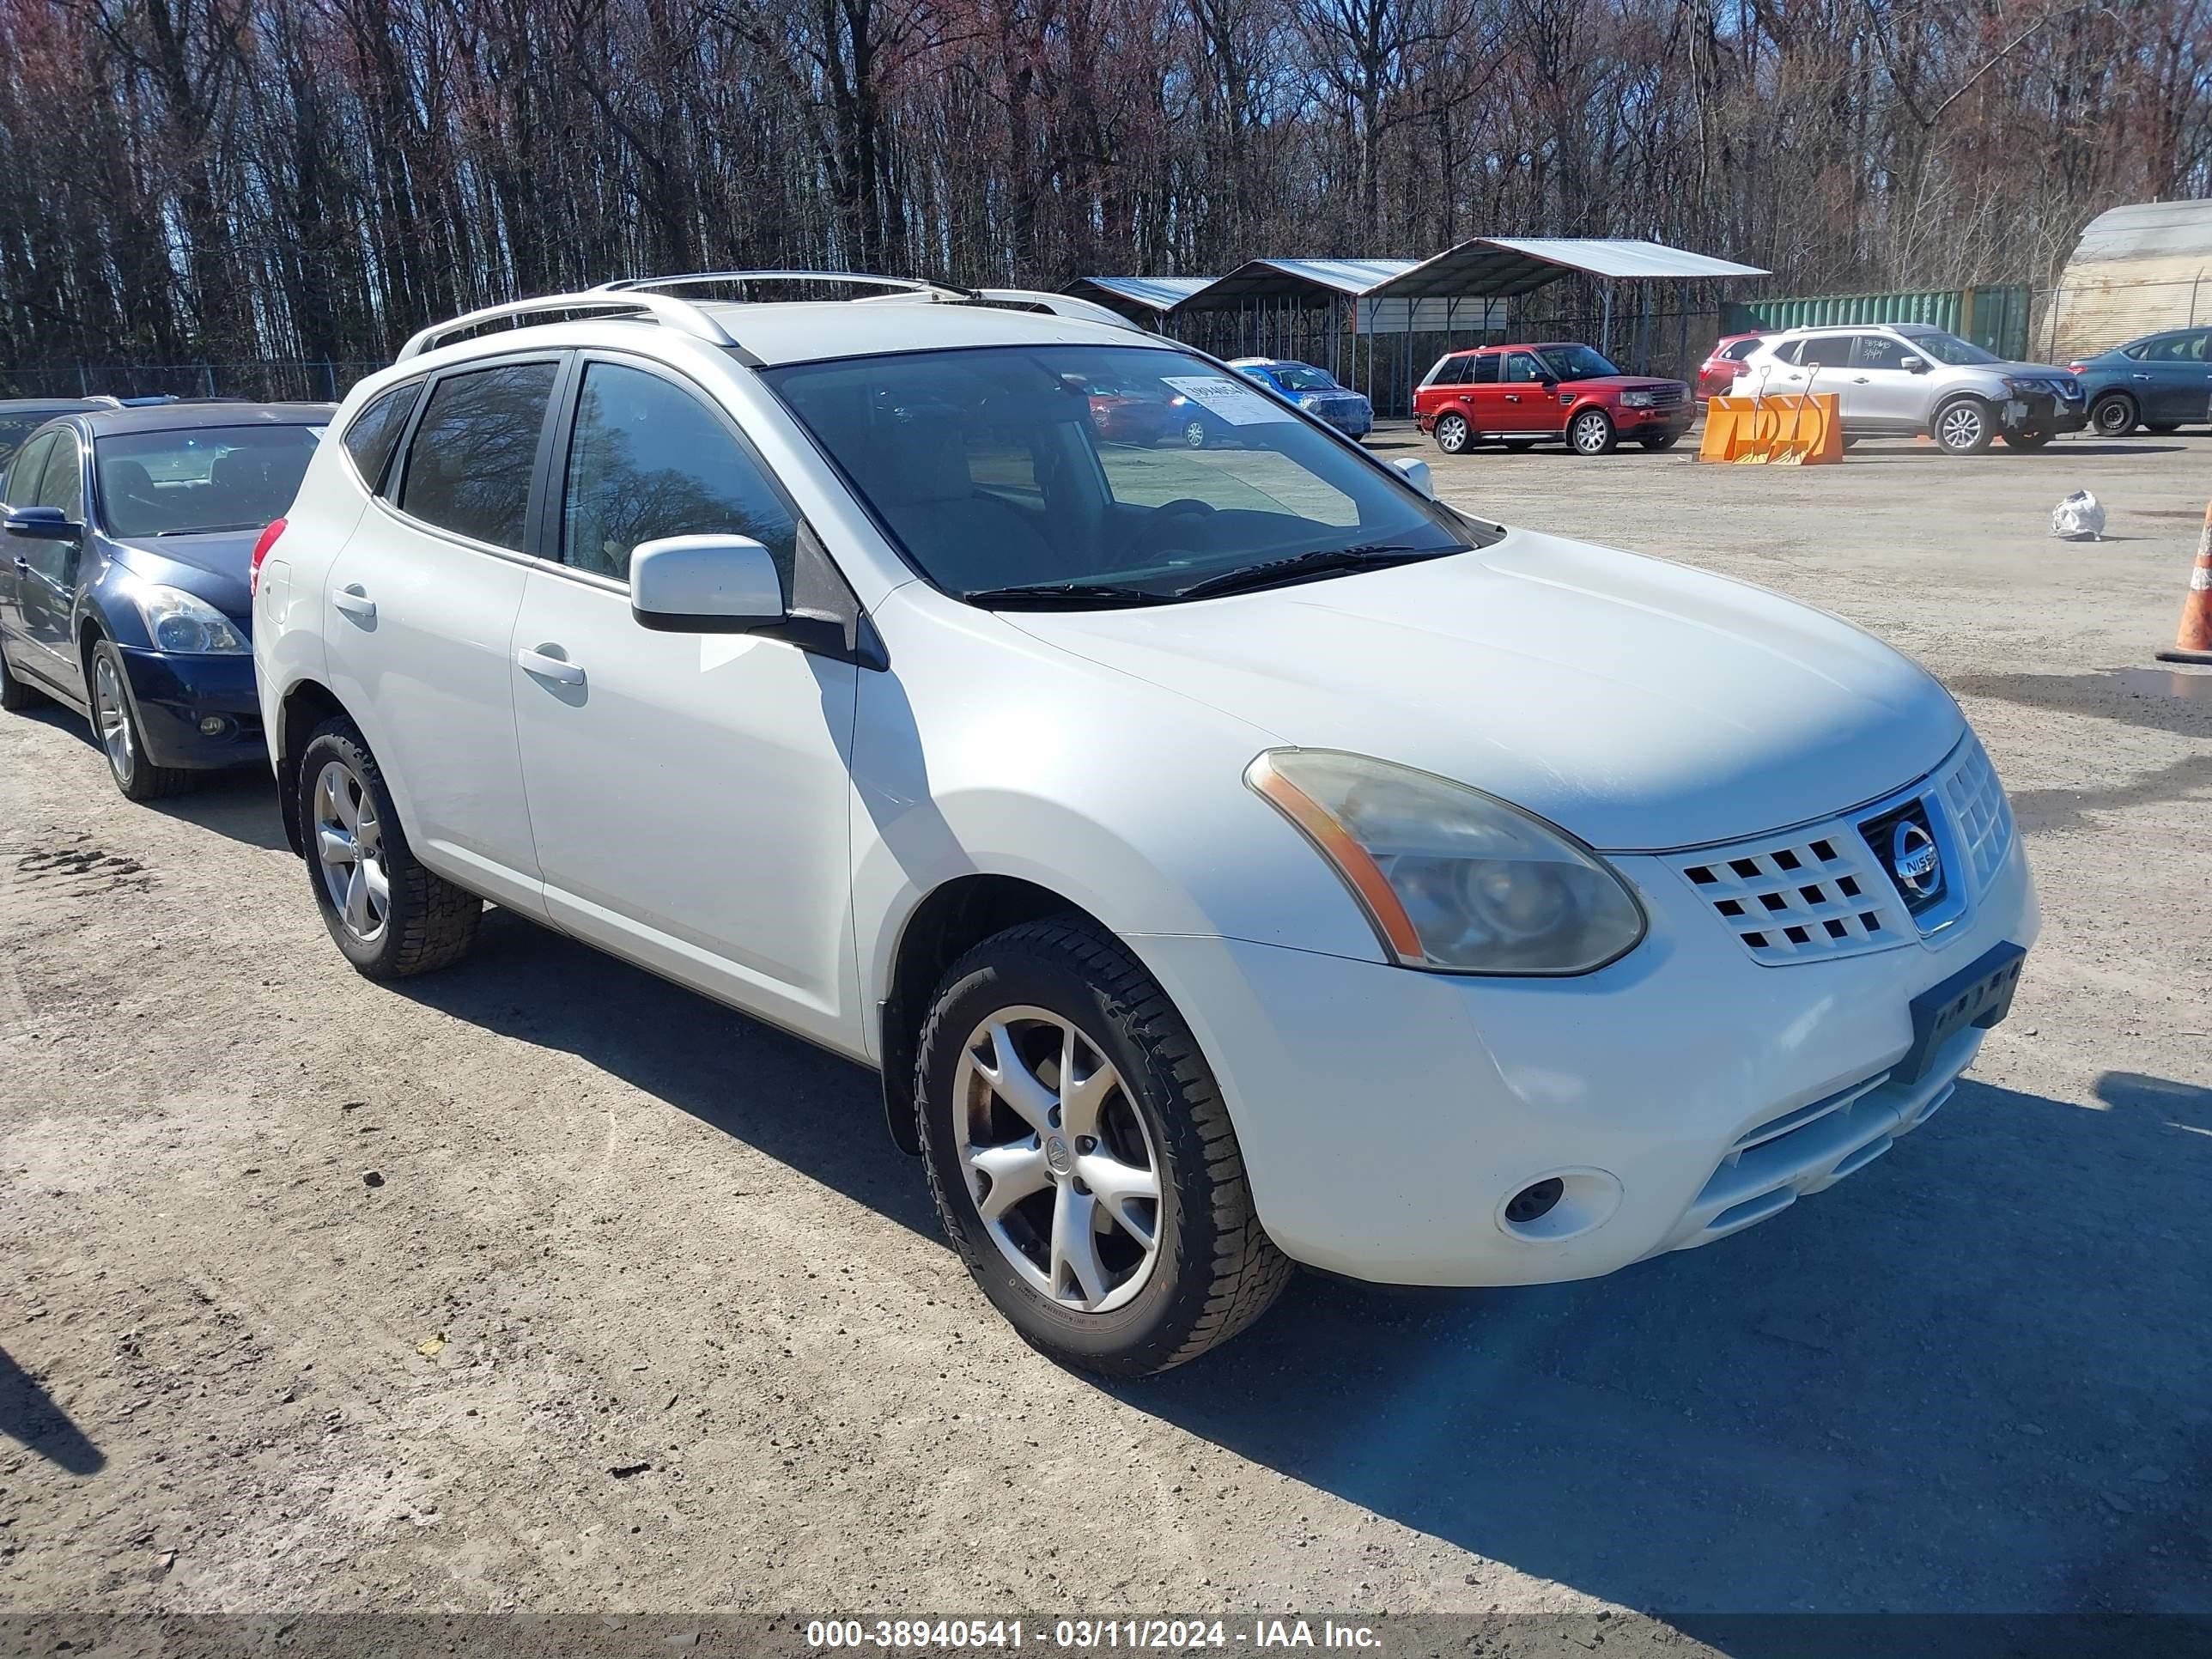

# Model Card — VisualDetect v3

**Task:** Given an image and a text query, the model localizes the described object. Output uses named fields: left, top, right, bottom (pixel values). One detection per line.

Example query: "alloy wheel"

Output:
left=1571, top=412, right=1611, bottom=453
left=313, top=759, right=391, bottom=945
left=1938, top=404, right=1984, bottom=451
left=1183, top=418, right=1207, bottom=450
left=1436, top=414, right=1469, bottom=454
left=953, top=1006, right=1162, bottom=1314
left=93, top=655, right=135, bottom=785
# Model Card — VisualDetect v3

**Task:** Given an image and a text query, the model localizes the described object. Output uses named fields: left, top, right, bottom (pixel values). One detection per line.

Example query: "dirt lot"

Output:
left=3, top=423, right=2209, bottom=1640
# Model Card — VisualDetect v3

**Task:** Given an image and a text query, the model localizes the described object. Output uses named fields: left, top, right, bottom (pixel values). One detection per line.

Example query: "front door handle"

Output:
left=331, top=585, right=376, bottom=621
left=1852, top=376, right=1871, bottom=384
left=517, top=647, right=585, bottom=687
left=2132, top=373, right=2152, bottom=381
left=12, top=556, right=27, bottom=575
left=1504, top=393, right=1520, bottom=403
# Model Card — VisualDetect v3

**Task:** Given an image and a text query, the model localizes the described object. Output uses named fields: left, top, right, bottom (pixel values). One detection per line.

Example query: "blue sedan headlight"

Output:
left=132, top=584, right=248, bottom=654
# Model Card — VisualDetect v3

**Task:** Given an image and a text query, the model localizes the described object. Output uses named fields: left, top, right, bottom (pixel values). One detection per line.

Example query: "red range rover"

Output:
left=1414, top=342, right=1694, bottom=457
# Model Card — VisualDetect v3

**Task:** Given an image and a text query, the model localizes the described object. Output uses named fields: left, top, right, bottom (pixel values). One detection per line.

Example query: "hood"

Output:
left=112, top=530, right=258, bottom=623
left=1006, top=531, right=1961, bottom=851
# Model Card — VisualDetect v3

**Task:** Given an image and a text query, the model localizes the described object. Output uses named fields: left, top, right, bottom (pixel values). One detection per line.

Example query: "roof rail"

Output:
left=396, top=291, right=740, bottom=362
left=594, top=270, right=976, bottom=302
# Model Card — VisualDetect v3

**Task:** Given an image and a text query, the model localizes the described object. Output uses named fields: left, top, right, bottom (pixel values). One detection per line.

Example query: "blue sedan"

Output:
left=2069, top=325, right=2212, bottom=436
left=1226, top=358, right=1375, bottom=441
left=0, top=403, right=330, bottom=799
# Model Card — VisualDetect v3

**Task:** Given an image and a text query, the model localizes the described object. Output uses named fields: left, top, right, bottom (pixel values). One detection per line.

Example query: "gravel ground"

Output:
left=3, top=422, right=2209, bottom=1642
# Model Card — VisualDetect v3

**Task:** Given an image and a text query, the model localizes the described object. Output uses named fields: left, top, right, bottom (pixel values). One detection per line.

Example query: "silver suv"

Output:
left=1735, top=325, right=2086, bottom=453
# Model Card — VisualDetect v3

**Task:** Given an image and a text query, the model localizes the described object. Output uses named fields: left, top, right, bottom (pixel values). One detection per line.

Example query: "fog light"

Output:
left=198, top=714, right=228, bottom=737
left=1504, top=1178, right=1565, bottom=1224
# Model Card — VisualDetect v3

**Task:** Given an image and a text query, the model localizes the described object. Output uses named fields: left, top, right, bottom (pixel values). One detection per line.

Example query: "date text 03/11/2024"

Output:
left=804, top=1620, right=1383, bottom=1650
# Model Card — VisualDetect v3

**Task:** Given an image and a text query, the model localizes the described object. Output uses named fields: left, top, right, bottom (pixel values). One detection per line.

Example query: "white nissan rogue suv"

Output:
left=252, top=273, right=2038, bottom=1374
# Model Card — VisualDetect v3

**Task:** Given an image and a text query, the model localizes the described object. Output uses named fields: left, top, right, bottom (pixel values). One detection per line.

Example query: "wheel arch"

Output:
left=273, top=677, right=349, bottom=856
left=877, top=872, right=1112, bottom=1155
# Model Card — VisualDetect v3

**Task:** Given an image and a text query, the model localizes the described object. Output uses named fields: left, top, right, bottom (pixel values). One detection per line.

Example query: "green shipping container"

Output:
left=1723, top=285, right=2031, bottom=361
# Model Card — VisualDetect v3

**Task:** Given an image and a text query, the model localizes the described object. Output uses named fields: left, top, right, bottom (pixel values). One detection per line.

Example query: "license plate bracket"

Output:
left=1896, top=942, right=2027, bottom=1083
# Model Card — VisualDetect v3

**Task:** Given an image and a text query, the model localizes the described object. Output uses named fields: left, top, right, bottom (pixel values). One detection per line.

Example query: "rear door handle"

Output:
left=516, top=647, right=585, bottom=687
left=331, top=585, right=376, bottom=621
left=2132, top=373, right=2152, bottom=381
left=1852, top=376, right=1871, bottom=384
left=12, top=556, right=27, bottom=575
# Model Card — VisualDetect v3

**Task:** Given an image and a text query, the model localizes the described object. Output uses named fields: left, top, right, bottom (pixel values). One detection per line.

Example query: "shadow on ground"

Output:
left=392, top=911, right=2211, bottom=1628
left=0, top=1345, right=104, bottom=1475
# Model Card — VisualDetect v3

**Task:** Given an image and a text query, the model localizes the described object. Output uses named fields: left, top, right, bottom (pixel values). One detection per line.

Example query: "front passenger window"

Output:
left=398, top=361, right=558, bottom=551
left=1855, top=335, right=1911, bottom=371
left=560, top=362, right=798, bottom=588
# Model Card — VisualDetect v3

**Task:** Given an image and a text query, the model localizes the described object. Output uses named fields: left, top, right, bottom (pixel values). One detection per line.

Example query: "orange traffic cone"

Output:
left=2156, top=499, right=2212, bottom=665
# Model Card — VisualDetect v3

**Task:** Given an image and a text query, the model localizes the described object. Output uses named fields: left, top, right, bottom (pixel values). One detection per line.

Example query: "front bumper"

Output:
left=1128, top=823, right=2037, bottom=1286
left=116, top=645, right=264, bottom=770
left=2005, top=392, right=2087, bottom=434
left=1618, top=404, right=1694, bottom=436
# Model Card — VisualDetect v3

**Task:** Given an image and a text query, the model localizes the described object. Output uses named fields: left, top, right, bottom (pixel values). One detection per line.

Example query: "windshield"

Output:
left=764, top=345, right=1480, bottom=605
left=1531, top=344, right=1620, bottom=380
left=1900, top=330, right=2001, bottom=367
left=1266, top=363, right=1340, bottom=392
left=97, top=425, right=324, bottom=538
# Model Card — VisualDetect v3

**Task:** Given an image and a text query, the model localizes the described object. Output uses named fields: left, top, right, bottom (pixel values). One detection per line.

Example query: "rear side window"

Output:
left=343, top=381, right=423, bottom=493
left=1466, top=354, right=1500, bottom=385
left=1796, top=336, right=1856, bottom=369
left=1723, top=338, right=1761, bottom=362
left=398, top=362, right=558, bottom=550
left=560, top=361, right=797, bottom=587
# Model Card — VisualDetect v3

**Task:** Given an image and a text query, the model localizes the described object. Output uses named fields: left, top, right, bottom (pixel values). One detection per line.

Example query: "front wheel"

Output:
left=2089, top=392, right=2137, bottom=436
left=917, top=918, right=1291, bottom=1376
left=1933, top=398, right=1995, bottom=454
left=89, top=639, right=194, bottom=800
left=1433, top=412, right=1471, bottom=455
left=1182, top=417, right=1208, bottom=450
left=2001, top=427, right=2055, bottom=449
left=1569, top=408, right=1617, bottom=455
left=298, top=716, right=480, bottom=979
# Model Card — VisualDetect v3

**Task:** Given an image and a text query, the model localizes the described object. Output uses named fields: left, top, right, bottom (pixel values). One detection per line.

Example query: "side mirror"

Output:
left=630, top=534, right=784, bottom=634
left=1390, top=457, right=1435, bottom=498
left=1899, top=356, right=1928, bottom=374
left=4, top=506, right=79, bottom=541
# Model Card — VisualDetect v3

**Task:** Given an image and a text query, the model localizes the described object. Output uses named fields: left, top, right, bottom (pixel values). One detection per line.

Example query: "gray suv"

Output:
left=1734, top=325, right=2087, bottom=453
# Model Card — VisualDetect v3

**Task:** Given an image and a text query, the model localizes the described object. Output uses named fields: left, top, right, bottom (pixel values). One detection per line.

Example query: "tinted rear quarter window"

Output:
left=343, top=381, right=423, bottom=493
left=398, top=362, right=558, bottom=550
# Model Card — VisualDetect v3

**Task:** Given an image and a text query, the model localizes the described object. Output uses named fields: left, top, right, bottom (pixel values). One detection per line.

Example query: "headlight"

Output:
left=1247, top=750, right=1646, bottom=975
left=1620, top=390, right=1656, bottom=409
left=132, top=584, right=247, bottom=653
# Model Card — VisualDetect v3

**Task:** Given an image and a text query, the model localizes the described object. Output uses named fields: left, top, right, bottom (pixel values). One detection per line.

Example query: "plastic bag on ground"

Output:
left=2051, top=490, right=2106, bottom=542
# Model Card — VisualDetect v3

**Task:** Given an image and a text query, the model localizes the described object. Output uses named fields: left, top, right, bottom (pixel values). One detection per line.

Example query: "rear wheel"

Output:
left=1182, top=417, right=1208, bottom=450
left=298, top=717, right=480, bottom=979
left=1933, top=397, right=1995, bottom=455
left=917, top=918, right=1291, bottom=1376
left=1569, top=408, right=1617, bottom=455
left=0, top=643, right=43, bottom=712
left=2089, top=392, right=2137, bottom=437
left=1433, top=412, right=1471, bottom=455
left=89, top=640, right=194, bottom=801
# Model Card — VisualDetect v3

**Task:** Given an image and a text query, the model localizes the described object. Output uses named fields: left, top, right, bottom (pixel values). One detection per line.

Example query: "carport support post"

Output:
left=1601, top=281, right=1614, bottom=358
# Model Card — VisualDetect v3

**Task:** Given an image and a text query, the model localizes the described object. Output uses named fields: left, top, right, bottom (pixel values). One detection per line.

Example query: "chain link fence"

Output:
left=0, top=360, right=385, bottom=404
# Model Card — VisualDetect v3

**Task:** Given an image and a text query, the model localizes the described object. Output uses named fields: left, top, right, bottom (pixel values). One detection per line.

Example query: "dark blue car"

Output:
left=2069, top=325, right=2212, bottom=436
left=0, top=403, right=330, bottom=799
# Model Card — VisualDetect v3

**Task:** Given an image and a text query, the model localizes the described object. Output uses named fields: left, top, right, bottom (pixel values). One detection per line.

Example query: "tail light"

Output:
left=248, top=516, right=287, bottom=599
left=2066, top=362, right=2088, bottom=374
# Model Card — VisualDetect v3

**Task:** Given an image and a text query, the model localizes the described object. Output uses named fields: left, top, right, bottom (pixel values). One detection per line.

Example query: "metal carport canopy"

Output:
left=1060, top=276, right=1217, bottom=322
left=1366, top=238, right=1769, bottom=301
left=1170, top=258, right=1421, bottom=311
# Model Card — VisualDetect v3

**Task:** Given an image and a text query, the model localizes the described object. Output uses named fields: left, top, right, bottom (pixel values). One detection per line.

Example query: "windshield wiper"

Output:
left=156, top=522, right=262, bottom=536
left=1172, top=543, right=1460, bottom=600
left=962, top=580, right=1177, bottom=610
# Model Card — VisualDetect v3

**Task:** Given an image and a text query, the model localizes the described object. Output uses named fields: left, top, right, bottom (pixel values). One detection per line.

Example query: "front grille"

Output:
left=1669, top=828, right=1910, bottom=964
left=1649, top=383, right=1687, bottom=410
left=1669, top=734, right=2015, bottom=966
left=1942, top=734, right=2015, bottom=886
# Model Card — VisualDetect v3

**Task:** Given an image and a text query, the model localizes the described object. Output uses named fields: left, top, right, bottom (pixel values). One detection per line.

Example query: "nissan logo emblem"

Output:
left=1891, top=820, right=1943, bottom=899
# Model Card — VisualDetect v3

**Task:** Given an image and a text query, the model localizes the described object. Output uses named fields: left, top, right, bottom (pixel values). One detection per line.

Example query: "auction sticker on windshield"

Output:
left=1163, top=375, right=1296, bottom=425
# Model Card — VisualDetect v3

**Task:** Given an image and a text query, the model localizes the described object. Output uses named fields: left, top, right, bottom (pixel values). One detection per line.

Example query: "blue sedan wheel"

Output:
left=89, top=641, right=194, bottom=802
